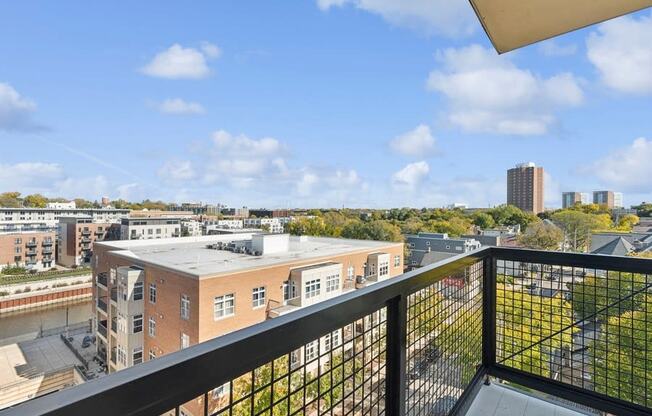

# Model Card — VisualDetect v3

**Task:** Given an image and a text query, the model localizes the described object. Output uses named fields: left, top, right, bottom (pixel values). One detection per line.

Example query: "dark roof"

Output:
left=591, top=237, right=635, bottom=256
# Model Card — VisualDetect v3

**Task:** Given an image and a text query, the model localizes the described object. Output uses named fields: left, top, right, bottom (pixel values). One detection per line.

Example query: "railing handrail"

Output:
left=0, top=247, right=491, bottom=416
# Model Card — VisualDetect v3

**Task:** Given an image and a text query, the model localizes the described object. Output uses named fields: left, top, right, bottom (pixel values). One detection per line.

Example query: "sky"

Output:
left=1, top=1, right=651, bottom=209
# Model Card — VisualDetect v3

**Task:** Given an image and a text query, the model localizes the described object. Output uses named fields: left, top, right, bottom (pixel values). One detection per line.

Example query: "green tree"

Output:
left=341, top=220, right=402, bottom=242
left=633, top=202, right=652, bottom=217
left=570, top=273, right=648, bottom=321
left=74, top=198, right=95, bottom=208
left=617, top=214, right=640, bottom=231
left=518, top=221, right=564, bottom=250
left=23, top=193, right=48, bottom=208
left=285, top=217, right=330, bottom=236
left=472, top=212, right=495, bottom=229
left=488, top=205, right=537, bottom=230
left=424, top=217, right=472, bottom=237
left=0, top=192, right=22, bottom=207
left=551, top=210, right=613, bottom=252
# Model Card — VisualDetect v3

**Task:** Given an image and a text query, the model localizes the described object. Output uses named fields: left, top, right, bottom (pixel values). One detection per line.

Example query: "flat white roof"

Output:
left=96, top=234, right=400, bottom=279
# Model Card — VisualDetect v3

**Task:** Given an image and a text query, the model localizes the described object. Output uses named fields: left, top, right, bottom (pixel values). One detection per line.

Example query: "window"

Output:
left=117, top=345, right=126, bottom=365
left=305, top=340, right=318, bottom=361
left=149, top=283, right=157, bottom=303
left=148, top=317, right=156, bottom=337
left=14, top=238, right=21, bottom=245
left=304, top=279, right=321, bottom=299
left=180, top=294, right=190, bottom=320
left=133, top=347, right=143, bottom=365
left=181, top=333, right=190, bottom=349
left=14, top=246, right=21, bottom=254
left=290, top=349, right=301, bottom=368
left=149, top=350, right=157, bottom=361
left=212, top=384, right=230, bottom=399
left=133, top=314, right=143, bottom=333
left=379, top=261, right=389, bottom=277
left=214, top=294, right=235, bottom=319
left=133, top=282, right=143, bottom=301
left=14, top=256, right=21, bottom=262
left=156, top=228, right=161, bottom=234
left=326, top=274, right=340, bottom=293
left=394, top=255, right=401, bottom=267
left=252, top=287, right=266, bottom=308
left=409, top=242, right=415, bottom=248
left=283, top=281, right=296, bottom=302
left=147, top=229, right=153, bottom=235
left=347, top=265, right=355, bottom=280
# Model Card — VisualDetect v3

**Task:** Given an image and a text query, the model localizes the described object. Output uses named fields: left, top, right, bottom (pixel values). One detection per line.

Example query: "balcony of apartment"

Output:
left=96, top=271, right=108, bottom=288
left=80, top=236, right=92, bottom=244
left=97, top=319, right=108, bottom=340
left=25, top=240, right=37, bottom=248
left=97, top=297, right=108, bottom=315
left=110, top=286, right=118, bottom=304
left=111, top=317, right=117, bottom=334
left=3, top=248, right=652, bottom=416
left=41, top=247, right=53, bottom=255
left=81, top=229, right=91, bottom=236
left=41, top=239, right=53, bottom=247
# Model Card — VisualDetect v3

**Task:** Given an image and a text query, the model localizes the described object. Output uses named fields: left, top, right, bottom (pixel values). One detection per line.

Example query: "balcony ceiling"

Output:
left=470, top=0, right=652, bottom=53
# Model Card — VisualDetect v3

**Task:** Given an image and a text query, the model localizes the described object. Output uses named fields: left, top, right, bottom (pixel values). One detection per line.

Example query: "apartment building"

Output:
left=119, top=217, right=181, bottom=240
left=0, top=224, right=56, bottom=271
left=0, top=207, right=129, bottom=228
left=203, top=219, right=244, bottom=233
left=243, top=217, right=289, bottom=233
left=92, top=233, right=403, bottom=383
left=169, top=203, right=222, bottom=216
left=220, top=207, right=249, bottom=218
left=57, top=217, right=115, bottom=267
left=592, top=191, right=622, bottom=209
left=406, top=232, right=481, bottom=269
left=562, top=192, right=590, bottom=209
left=506, top=162, right=545, bottom=214
left=181, top=220, right=203, bottom=237
left=249, top=209, right=290, bottom=218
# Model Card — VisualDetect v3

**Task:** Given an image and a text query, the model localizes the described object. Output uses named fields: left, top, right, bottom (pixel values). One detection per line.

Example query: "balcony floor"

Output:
left=466, top=383, right=588, bottom=416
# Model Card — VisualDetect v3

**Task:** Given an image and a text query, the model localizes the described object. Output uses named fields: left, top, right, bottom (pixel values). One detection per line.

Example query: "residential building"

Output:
left=46, top=201, right=76, bottom=210
left=614, top=192, right=624, bottom=208
left=220, top=206, right=250, bottom=218
left=129, top=210, right=194, bottom=219
left=181, top=219, right=202, bottom=237
left=0, top=225, right=56, bottom=271
left=119, top=218, right=181, bottom=240
left=57, top=217, right=116, bottom=267
left=169, top=203, right=221, bottom=216
left=561, top=192, right=590, bottom=209
left=593, top=191, right=618, bottom=208
left=203, top=219, right=244, bottom=233
left=406, top=232, right=481, bottom=269
left=506, top=162, right=545, bottom=214
left=590, top=231, right=652, bottom=256
left=92, top=233, right=403, bottom=381
left=0, top=207, right=129, bottom=228
left=249, top=209, right=290, bottom=218
left=243, top=217, right=288, bottom=234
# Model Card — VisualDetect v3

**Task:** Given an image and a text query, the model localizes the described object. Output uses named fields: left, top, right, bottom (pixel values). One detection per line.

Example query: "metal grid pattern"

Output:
left=169, top=308, right=387, bottom=416
left=405, top=260, right=484, bottom=416
left=496, top=259, right=652, bottom=409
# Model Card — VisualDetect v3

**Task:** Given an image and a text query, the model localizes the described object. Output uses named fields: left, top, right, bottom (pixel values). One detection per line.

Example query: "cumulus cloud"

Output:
left=427, top=44, right=583, bottom=135
left=155, top=98, right=205, bottom=115
left=587, top=12, right=652, bottom=94
left=590, top=137, right=652, bottom=192
left=0, top=83, right=41, bottom=132
left=0, top=162, right=64, bottom=189
left=389, top=124, right=437, bottom=157
left=316, top=0, right=476, bottom=37
left=158, top=160, right=196, bottom=181
left=392, top=161, right=429, bottom=190
left=141, top=42, right=220, bottom=79
left=538, top=40, right=578, bottom=57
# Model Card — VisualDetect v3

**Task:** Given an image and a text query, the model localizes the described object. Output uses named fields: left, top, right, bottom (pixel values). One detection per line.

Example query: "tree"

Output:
left=518, top=221, right=564, bottom=250
left=633, top=202, right=652, bottom=217
left=570, top=273, right=647, bottom=321
left=23, top=193, right=48, bottom=208
left=424, top=217, right=472, bottom=237
left=551, top=210, right=613, bottom=252
left=617, top=214, right=640, bottom=231
left=341, top=220, right=402, bottom=242
left=472, top=212, right=495, bottom=229
left=0, top=192, right=22, bottom=207
left=487, top=205, right=537, bottom=230
left=74, top=198, right=95, bottom=208
left=286, top=217, right=330, bottom=236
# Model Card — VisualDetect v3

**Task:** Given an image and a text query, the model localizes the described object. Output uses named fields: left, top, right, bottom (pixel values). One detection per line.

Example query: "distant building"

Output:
left=119, top=217, right=181, bottom=240
left=169, top=203, right=220, bottom=216
left=0, top=224, right=56, bottom=271
left=57, top=217, right=116, bottom=267
left=249, top=209, right=290, bottom=218
left=406, top=232, right=481, bottom=269
left=0, top=207, right=128, bottom=228
left=243, top=217, right=289, bottom=234
left=507, top=162, right=545, bottom=214
left=562, top=192, right=590, bottom=209
left=101, top=196, right=111, bottom=207
left=593, top=191, right=623, bottom=209
left=204, top=219, right=244, bottom=234
left=590, top=232, right=652, bottom=256
left=129, top=210, right=194, bottom=219
left=180, top=219, right=202, bottom=237
left=221, top=206, right=250, bottom=218
left=614, top=192, right=624, bottom=209
left=46, top=201, right=76, bottom=210
left=446, top=203, right=469, bottom=210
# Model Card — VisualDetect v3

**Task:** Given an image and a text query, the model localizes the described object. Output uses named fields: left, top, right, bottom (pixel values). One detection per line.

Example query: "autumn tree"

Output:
left=518, top=221, right=564, bottom=250
left=341, top=220, right=402, bottom=242
left=0, top=192, right=22, bottom=207
left=551, top=210, right=613, bottom=252
left=23, top=193, right=48, bottom=208
left=487, top=205, right=538, bottom=230
left=617, top=214, right=640, bottom=231
left=472, top=212, right=495, bottom=229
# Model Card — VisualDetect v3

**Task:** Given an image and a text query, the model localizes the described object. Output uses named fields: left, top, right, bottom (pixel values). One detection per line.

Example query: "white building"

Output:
left=181, top=219, right=202, bottom=237
left=0, top=207, right=129, bottom=227
left=614, top=192, right=624, bottom=209
left=120, top=218, right=181, bottom=240
left=46, top=201, right=76, bottom=209
left=243, top=217, right=288, bottom=234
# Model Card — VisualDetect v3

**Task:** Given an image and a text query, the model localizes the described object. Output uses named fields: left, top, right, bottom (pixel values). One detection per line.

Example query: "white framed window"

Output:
left=305, top=279, right=321, bottom=299
left=394, top=255, right=401, bottom=267
left=181, top=333, right=190, bottom=349
left=214, top=294, right=235, bottom=319
left=133, top=282, right=143, bottom=301
left=324, top=331, right=341, bottom=352
left=326, top=274, right=340, bottom=293
left=133, top=347, right=143, bottom=365
left=180, top=294, right=190, bottom=320
left=148, top=317, right=156, bottom=337
left=347, top=265, right=355, bottom=280
left=379, top=261, right=389, bottom=277
left=290, top=349, right=301, bottom=368
left=117, top=345, right=126, bottom=365
left=133, top=314, right=143, bottom=333
left=283, top=281, right=296, bottom=302
left=149, top=349, right=156, bottom=361
left=252, top=287, right=266, bottom=308
left=149, top=283, right=156, bottom=303
left=305, top=340, right=318, bottom=361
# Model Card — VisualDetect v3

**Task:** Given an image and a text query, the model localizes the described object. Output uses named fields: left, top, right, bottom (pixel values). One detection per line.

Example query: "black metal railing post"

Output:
left=482, top=253, right=496, bottom=371
left=385, top=294, right=407, bottom=416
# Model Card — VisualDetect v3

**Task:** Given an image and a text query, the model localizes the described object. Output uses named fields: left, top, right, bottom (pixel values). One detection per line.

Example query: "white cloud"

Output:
left=0, top=162, right=64, bottom=189
left=297, top=172, right=320, bottom=196
left=591, top=137, right=652, bottom=192
left=0, top=83, right=40, bottom=132
left=155, top=98, right=205, bottom=115
left=158, top=160, right=196, bottom=181
left=317, top=0, right=476, bottom=37
left=587, top=12, right=652, bottom=94
left=389, top=124, right=437, bottom=157
left=427, top=44, right=583, bottom=135
left=538, top=40, right=578, bottom=57
left=392, top=161, right=429, bottom=190
left=141, top=43, right=220, bottom=79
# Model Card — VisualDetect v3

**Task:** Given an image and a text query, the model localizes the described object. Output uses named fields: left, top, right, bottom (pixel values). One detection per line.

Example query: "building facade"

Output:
left=92, top=233, right=403, bottom=387
left=562, top=192, right=590, bottom=209
left=593, top=191, right=616, bottom=208
left=119, top=218, right=181, bottom=240
left=406, top=232, right=481, bottom=269
left=0, top=207, right=128, bottom=228
left=506, top=162, right=545, bottom=214
left=0, top=225, right=56, bottom=271
left=249, top=209, right=290, bottom=218
left=57, top=217, right=115, bottom=267
left=243, top=218, right=288, bottom=234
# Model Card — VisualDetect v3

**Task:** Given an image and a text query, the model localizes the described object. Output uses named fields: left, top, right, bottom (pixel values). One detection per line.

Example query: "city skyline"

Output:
left=1, top=2, right=651, bottom=208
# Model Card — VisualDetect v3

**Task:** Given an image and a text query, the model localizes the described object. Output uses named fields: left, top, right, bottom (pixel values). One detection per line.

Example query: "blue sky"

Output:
left=1, top=1, right=651, bottom=209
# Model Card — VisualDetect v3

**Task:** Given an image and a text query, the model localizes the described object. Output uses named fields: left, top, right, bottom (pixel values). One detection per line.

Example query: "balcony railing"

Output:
left=97, top=320, right=108, bottom=339
left=97, top=298, right=107, bottom=314
left=3, top=248, right=652, bottom=416
left=110, top=287, right=117, bottom=303
left=97, top=272, right=108, bottom=288
left=25, top=241, right=37, bottom=248
left=42, top=240, right=53, bottom=247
